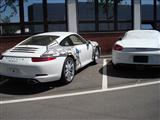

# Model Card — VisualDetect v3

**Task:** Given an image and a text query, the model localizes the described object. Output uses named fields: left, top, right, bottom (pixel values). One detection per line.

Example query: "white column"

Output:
left=67, top=0, right=78, bottom=33
left=134, top=0, right=141, bottom=30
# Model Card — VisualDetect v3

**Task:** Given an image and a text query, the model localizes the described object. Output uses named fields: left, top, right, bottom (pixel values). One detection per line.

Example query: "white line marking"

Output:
left=102, top=59, right=108, bottom=89
left=1, top=80, right=160, bottom=105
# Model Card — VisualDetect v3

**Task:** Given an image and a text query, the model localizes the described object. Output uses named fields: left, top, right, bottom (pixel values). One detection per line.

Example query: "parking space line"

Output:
left=1, top=80, right=159, bottom=105
left=1, top=58, right=160, bottom=105
left=102, top=59, right=108, bottom=89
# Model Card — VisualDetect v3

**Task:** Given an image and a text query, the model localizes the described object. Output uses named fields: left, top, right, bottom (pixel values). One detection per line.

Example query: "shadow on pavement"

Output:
left=0, top=63, right=96, bottom=96
left=99, top=60, right=160, bottom=79
left=0, top=78, right=66, bottom=95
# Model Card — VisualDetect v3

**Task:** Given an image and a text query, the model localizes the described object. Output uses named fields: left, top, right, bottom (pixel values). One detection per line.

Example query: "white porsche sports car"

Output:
left=0, top=32, right=100, bottom=83
left=112, top=30, right=160, bottom=67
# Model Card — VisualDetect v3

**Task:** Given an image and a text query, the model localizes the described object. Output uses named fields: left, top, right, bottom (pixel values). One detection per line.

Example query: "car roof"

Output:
left=125, top=30, right=160, bottom=39
left=33, top=32, right=79, bottom=43
left=34, top=32, right=76, bottom=37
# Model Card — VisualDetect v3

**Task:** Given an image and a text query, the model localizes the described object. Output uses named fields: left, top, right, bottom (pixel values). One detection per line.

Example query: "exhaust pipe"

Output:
left=27, top=79, right=40, bottom=85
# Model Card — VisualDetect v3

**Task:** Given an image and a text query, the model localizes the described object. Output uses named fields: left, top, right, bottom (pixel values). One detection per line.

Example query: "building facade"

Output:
left=0, top=0, right=160, bottom=54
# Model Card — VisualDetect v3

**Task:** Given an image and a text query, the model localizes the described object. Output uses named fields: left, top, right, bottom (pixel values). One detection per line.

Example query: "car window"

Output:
left=60, top=37, right=73, bottom=46
left=20, top=35, right=59, bottom=46
left=69, top=35, right=86, bottom=45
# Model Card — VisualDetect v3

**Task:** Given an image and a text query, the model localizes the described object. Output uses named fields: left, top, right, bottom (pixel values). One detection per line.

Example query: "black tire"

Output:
left=92, top=47, right=100, bottom=65
left=61, top=57, right=75, bottom=84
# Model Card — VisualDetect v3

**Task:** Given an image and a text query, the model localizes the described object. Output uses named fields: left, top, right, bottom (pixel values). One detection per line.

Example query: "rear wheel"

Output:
left=61, top=57, right=75, bottom=84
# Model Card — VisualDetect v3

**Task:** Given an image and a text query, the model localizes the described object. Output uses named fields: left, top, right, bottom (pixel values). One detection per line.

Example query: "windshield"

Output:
left=20, top=35, right=59, bottom=46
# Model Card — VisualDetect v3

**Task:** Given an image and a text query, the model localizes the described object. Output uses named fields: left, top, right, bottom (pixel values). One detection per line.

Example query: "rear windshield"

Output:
left=20, top=35, right=59, bottom=46
left=124, top=31, right=159, bottom=40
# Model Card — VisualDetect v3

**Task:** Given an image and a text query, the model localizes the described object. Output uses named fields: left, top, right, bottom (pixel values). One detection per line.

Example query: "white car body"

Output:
left=0, top=32, right=100, bottom=83
left=112, top=30, right=160, bottom=66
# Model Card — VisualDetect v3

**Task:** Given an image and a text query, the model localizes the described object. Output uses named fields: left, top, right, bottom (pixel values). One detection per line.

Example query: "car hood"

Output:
left=3, top=45, right=47, bottom=57
left=119, top=38, right=160, bottom=48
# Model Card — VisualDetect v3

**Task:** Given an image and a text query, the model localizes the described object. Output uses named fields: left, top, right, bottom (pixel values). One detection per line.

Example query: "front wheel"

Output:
left=92, top=47, right=100, bottom=64
left=61, top=57, right=75, bottom=84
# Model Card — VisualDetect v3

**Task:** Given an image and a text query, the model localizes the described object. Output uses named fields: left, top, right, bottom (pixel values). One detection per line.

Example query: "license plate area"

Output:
left=4, top=57, right=29, bottom=63
left=133, top=56, right=148, bottom=63
left=7, top=67, right=19, bottom=74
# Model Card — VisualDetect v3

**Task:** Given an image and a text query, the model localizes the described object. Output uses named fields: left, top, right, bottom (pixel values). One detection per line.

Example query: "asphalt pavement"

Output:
left=0, top=57, right=160, bottom=120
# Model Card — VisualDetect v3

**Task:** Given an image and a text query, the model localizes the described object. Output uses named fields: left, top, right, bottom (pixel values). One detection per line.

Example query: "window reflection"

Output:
left=25, top=25, right=44, bottom=34
left=99, top=23, right=114, bottom=31
left=157, top=0, right=160, bottom=20
left=98, top=0, right=114, bottom=21
left=78, top=0, right=95, bottom=32
left=0, top=0, right=19, bottom=23
left=118, top=0, right=132, bottom=21
left=78, top=0, right=133, bottom=32
left=47, top=0, right=66, bottom=31
left=24, top=0, right=43, bottom=22
left=1, top=25, right=20, bottom=35
left=48, top=24, right=66, bottom=31
left=141, top=0, right=154, bottom=20
left=47, top=0, right=66, bottom=22
left=78, top=0, right=95, bottom=21
left=79, top=23, right=95, bottom=32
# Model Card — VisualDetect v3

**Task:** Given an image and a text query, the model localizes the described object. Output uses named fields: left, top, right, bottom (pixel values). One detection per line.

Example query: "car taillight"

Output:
left=32, top=57, right=56, bottom=62
left=0, top=54, right=3, bottom=60
left=113, top=44, right=123, bottom=51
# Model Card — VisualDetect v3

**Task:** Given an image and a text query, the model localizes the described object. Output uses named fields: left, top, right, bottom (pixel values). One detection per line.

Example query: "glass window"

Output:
left=141, top=24, right=153, bottom=30
left=47, top=0, right=66, bottom=22
left=99, top=23, right=114, bottom=31
left=117, top=0, right=132, bottom=21
left=60, top=37, right=74, bottom=46
left=0, top=25, right=20, bottom=35
left=47, top=0, right=67, bottom=31
left=78, top=0, right=95, bottom=32
left=0, top=0, right=20, bottom=23
left=79, top=23, right=95, bottom=32
left=141, top=0, right=154, bottom=20
left=21, top=35, right=59, bottom=46
left=24, top=25, right=44, bottom=34
left=78, top=0, right=95, bottom=21
left=98, top=0, right=114, bottom=21
left=157, top=0, right=160, bottom=20
left=98, top=0, right=115, bottom=31
left=69, top=35, right=86, bottom=45
left=48, top=24, right=67, bottom=31
left=118, top=23, right=132, bottom=30
left=24, top=0, right=43, bottom=22
left=117, top=0, right=132, bottom=31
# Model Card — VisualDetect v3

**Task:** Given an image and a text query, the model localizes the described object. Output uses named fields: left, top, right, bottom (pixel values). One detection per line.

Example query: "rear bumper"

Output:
left=0, top=57, right=66, bottom=82
left=112, top=51, right=160, bottom=65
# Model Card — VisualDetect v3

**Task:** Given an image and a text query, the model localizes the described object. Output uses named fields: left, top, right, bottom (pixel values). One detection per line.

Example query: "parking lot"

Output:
left=0, top=56, right=160, bottom=120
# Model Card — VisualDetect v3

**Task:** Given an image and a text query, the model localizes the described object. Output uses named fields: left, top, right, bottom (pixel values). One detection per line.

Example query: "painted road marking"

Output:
left=0, top=58, right=160, bottom=105
left=102, top=59, right=108, bottom=89
left=1, top=80, right=160, bottom=105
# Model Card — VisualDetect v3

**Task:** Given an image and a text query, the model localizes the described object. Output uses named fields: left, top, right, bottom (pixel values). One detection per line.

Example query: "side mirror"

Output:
left=86, top=40, right=91, bottom=44
left=86, top=40, right=90, bottom=49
